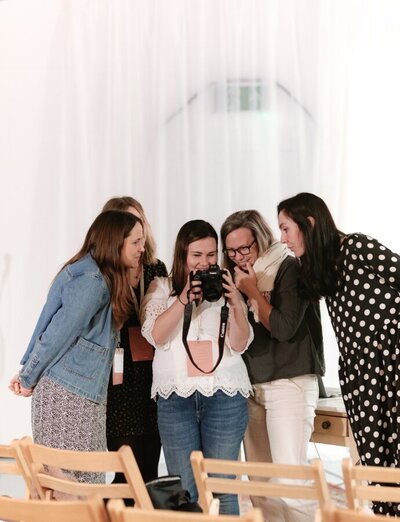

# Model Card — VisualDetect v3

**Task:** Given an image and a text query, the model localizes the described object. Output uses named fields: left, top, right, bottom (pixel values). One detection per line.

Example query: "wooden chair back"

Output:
left=0, top=494, right=108, bottom=522
left=321, top=503, right=388, bottom=521
left=190, top=450, right=330, bottom=514
left=15, top=437, right=153, bottom=508
left=0, top=443, right=19, bottom=475
left=342, top=458, right=400, bottom=511
left=0, top=438, right=32, bottom=496
left=107, top=499, right=264, bottom=522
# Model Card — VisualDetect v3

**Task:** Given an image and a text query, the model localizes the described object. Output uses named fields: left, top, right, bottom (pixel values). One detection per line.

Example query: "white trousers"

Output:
left=243, top=374, right=319, bottom=522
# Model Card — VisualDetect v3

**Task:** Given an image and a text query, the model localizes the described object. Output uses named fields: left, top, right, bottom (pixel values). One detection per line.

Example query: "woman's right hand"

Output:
left=180, top=275, right=202, bottom=305
left=234, top=262, right=257, bottom=297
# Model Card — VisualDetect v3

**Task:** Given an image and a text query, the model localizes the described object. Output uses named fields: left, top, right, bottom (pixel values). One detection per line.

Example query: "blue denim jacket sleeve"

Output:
left=19, top=272, right=108, bottom=389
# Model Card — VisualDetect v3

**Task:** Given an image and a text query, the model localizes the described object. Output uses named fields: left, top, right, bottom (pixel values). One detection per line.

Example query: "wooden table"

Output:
left=311, top=390, right=359, bottom=463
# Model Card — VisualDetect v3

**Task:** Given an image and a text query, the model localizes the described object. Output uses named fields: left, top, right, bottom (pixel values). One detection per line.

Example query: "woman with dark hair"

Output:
left=141, top=219, right=253, bottom=515
left=277, top=192, right=400, bottom=517
left=221, top=209, right=325, bottom=522
left=103, top=196, right=167, bottom=484
left=9, top=210, right=144, bottom=483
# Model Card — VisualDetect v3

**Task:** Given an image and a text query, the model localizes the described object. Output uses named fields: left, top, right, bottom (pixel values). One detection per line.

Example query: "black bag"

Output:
left=145, top=475, right=202, bottom=512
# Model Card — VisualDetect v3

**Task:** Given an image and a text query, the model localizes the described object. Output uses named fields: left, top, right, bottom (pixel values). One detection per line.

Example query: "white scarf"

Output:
left=250, top=241, right=289, bottom=322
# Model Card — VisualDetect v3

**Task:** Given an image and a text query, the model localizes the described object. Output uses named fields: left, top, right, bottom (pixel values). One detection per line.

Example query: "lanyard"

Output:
left=182, top=299, right=229, bottom=374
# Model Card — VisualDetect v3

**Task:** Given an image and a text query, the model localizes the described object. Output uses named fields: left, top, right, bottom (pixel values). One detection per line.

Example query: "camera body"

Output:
left=190, top=264, right=225, bottom=302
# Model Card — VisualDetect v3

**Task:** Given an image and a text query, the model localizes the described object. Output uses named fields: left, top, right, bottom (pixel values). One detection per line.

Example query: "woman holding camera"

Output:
left=141, top=219, right=253, bottom=515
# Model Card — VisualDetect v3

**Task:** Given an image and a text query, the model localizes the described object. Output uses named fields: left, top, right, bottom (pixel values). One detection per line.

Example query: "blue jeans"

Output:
left=157, top=390, right=248, bottom=515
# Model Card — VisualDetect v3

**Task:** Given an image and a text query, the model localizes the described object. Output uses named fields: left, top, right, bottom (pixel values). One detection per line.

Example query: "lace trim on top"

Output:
left=141, top=302, right=168, bottom=347
left=152, top=383, right=252, bottom=400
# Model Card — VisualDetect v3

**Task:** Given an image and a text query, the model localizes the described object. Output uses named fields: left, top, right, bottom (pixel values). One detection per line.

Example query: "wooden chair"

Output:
left=342, top=457, right=400, bottom=511
left=0, top=494, right=108, bottom=522
left=14, top=437, right=153, bottom=508
left=0, top=439, right=32, bottom=497
left=107, top=498, right=264, bottom=522
left=190, top=450, right=330, bottom=514
left=321, top=503, right=389, bottom=521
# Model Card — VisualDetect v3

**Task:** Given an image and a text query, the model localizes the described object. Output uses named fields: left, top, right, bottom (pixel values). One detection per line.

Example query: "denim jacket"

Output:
left=19, top=253, right=118, bottom=404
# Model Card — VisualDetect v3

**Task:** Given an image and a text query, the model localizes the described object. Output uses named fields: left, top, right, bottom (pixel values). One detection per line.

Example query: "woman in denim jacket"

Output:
left=9, top=210, right=144, bottom=483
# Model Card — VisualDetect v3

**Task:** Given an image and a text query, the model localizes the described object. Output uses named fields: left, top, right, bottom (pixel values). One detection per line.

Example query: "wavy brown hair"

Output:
left=102, top=196, right=157, bottom=265
left=171, top=220, right=218, bottom=296
left=62, top=210, right=142, bottom=329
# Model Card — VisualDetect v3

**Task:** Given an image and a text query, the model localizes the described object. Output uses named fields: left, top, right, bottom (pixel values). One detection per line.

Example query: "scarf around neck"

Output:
left=250, top=240, right=289, bottom=322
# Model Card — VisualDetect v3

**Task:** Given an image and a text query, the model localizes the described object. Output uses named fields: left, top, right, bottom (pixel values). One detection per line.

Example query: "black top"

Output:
left=106, top=260, right=168, bottom=438
left=242, top=256, right=325, bottom=384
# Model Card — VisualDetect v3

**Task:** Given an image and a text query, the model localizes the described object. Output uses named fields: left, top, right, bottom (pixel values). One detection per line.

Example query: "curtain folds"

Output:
left=1, top=0, right=399, bottom=440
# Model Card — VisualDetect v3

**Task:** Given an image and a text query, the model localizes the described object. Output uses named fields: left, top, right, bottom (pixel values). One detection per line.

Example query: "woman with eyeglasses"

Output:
left=221, top=210, right=325, bottom=522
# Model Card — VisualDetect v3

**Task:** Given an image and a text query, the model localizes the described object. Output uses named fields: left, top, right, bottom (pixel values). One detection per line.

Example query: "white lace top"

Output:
left=140, top=277, right=253, bottom=399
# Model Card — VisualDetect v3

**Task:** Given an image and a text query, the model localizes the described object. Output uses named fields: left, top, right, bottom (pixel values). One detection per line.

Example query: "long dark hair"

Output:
left=277, top=192, right=343, bottom=300
left=171, top=220, right=218, bottom=296
left=62, top=210, right=142, bottom=328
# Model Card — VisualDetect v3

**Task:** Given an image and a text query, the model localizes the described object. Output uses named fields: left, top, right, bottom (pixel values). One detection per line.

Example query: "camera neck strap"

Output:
left=182, top=298, right=229, bottom=374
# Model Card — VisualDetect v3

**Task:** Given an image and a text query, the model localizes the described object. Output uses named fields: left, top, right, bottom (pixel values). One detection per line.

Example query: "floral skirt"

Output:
left=32, top=376, right=106, bottom=484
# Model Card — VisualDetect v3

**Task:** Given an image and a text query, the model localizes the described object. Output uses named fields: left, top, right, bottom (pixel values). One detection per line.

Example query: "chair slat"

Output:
left=0, top=494, right=108, bottom=522
left=15, top=437, right=153, bottom=509
left=190, top=450, right=330, bottom=514
left=342, top=458, right=400, bottom=511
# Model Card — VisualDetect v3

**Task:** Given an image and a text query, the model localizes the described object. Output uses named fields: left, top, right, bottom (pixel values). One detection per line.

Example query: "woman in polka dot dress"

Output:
left=277, top=192, right=400, bottom=516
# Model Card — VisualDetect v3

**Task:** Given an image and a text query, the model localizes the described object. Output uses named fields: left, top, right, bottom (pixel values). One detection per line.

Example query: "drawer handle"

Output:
left=322, top=421, right=331, bottom=430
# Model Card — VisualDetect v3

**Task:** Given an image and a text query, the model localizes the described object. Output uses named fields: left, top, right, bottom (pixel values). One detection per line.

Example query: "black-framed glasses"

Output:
left=223, top=239, right=256, bottom=258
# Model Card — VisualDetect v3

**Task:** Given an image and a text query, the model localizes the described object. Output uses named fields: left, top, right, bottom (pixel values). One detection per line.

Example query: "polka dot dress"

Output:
left=326, top=233, right=400, bottom=516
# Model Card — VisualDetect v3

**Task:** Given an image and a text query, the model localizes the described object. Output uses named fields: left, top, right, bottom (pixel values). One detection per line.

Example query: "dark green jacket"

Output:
left=243, top=256, right=325, bottom=384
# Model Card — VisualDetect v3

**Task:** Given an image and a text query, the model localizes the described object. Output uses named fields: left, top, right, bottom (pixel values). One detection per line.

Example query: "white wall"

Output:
left=1, top=0, right=399, bottom=443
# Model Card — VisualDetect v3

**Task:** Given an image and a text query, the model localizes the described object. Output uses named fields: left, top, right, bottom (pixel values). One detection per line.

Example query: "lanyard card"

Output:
left=112, top=347, right=124, bottom=385
left=186, top=340, right=214, bottom=377
left=128, top=326, right=154, bottom=362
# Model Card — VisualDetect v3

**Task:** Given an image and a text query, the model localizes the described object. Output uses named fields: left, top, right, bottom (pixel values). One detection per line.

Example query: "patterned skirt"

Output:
left=31, top=376, right=106, bottom=484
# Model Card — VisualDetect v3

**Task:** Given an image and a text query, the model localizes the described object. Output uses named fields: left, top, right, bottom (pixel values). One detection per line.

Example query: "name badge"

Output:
left=112, top=347, right=124, bottom=385
left=186, top=340, right=214, bottom=377
left=128, top=327, right=154, bottom=362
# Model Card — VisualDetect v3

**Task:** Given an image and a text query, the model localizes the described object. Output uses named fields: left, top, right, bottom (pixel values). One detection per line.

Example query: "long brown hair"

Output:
left=62, top=210, right=142, bottom=329
left=102, top=196, right=157, bottom=265
left=171, top=220, right=218, bottom=296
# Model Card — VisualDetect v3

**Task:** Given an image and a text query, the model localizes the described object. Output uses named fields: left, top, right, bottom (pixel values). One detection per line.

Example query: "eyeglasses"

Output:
left=223, top=239, right=256, bottom=258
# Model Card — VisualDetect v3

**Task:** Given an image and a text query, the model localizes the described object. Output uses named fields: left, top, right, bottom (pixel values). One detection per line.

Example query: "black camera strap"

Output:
left=182, top=298, right=229, bottom=374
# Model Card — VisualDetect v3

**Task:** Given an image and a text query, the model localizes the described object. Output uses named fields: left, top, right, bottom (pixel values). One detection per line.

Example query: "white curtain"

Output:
left=1, top=0, right=399, bottom=441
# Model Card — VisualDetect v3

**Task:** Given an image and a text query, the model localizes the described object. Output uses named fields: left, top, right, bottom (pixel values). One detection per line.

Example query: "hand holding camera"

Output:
left=189, top=264, right=241, bottom=306
left=189, top=264, right=226, bottom=303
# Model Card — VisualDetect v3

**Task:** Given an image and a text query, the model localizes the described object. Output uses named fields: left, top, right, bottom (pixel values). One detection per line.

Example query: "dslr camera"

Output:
left=189, top=264, right=226, bottom=302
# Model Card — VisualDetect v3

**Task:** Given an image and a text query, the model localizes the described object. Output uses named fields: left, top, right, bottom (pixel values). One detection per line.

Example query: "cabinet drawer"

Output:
left=313, top=414, right=349, bottom=437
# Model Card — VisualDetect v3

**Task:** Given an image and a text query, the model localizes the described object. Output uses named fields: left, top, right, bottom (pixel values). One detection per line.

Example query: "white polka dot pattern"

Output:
left=326, top=233, right=400, bottom=516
